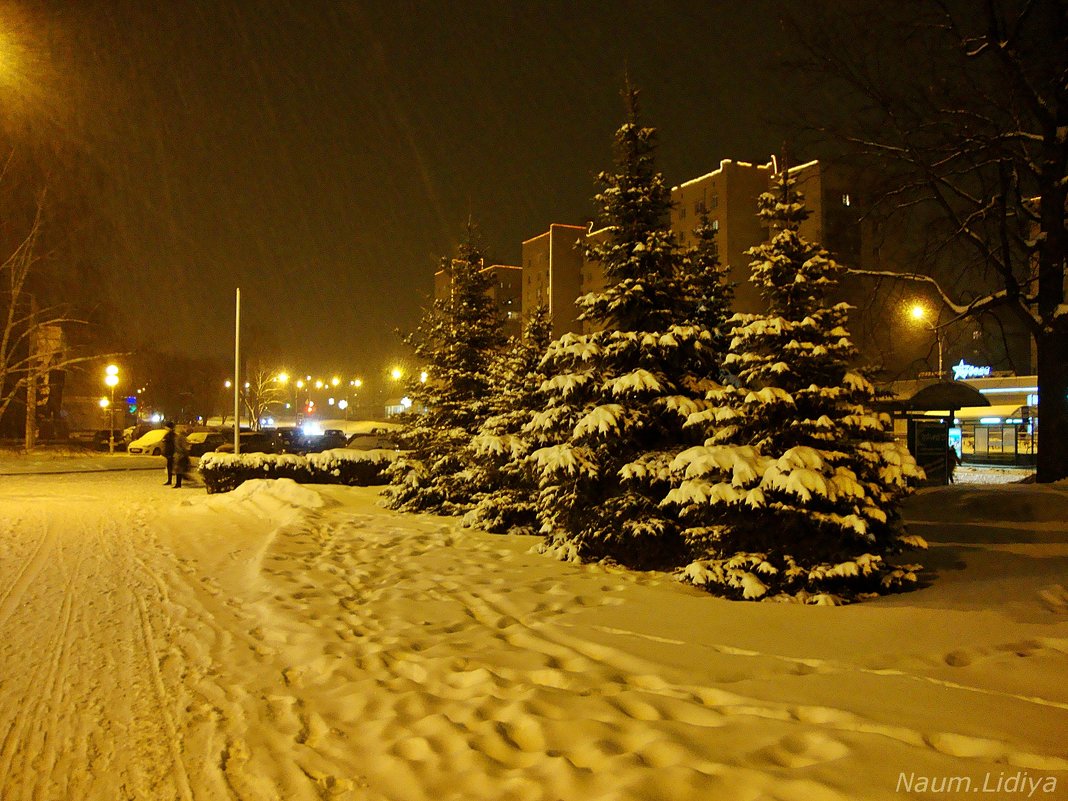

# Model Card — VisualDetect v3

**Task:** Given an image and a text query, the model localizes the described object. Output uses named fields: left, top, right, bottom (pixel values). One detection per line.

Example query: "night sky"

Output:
left=3, top=0, right=798, bottom=380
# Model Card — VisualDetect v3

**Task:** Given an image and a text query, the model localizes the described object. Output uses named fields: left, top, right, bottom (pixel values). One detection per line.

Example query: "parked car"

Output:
left=70, top=429, right=127, bottom=451
left=301, top=429, right=349, bottom=453
left=215, top=431, right=283, bottom=455
left=270, top=427, right=307, bottom=455
left=127, top=428, right=169, bottom=455
left=346, top=432, right=401, bottom=450
left=187, top=431, right=228, bottom=457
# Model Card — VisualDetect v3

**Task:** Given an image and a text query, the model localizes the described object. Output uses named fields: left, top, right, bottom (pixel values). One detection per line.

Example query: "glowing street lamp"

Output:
left=276, top=372, right=302, bottom=420
left=390, top=367, right=403, bottom=381
left=104, top=364, right=119, bottom=454
left=908, top=304, right=945, bottom=379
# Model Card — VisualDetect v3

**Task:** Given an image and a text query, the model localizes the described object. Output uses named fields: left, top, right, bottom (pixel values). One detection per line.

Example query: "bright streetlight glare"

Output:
left=276, top=372, right=289, bottom=384
left=102, top=365, right=120, bottom=454
left=907, top=303, right=944, bottom=377
left=331, top=377, right=340, bottom=387
left=390, top=367, right=403, bottom=381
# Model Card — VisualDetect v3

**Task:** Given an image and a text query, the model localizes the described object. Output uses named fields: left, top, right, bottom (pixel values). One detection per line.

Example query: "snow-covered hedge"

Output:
left=199, top=449, right=400, bottom=494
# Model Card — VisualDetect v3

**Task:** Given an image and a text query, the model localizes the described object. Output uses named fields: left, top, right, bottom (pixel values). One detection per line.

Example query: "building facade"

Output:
left=671, top=159, right=771, bottom=313
left=670, top=159, right=862, bottom=313
left=521, top=158, right=863, bottom=337
left=521, top=224, right=589, bottom=339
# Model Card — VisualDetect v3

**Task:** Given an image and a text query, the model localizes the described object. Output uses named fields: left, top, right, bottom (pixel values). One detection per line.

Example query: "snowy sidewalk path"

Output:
left=0, top=452, right=162, bottom=475
left=0, top=473, right=1066, bottom=800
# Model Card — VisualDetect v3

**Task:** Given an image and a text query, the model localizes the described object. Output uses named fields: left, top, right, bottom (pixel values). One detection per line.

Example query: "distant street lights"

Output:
left=275, top=371, right=296, bottom=420
left=104, top=364, right=119, bottom=454
left=909, top=304, right=945, bottom=379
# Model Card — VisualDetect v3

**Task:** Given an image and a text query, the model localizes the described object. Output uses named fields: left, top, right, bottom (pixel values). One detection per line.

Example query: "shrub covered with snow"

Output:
left=199, top=449, right=398, bottom=494
left=664, top=168, right=924, bottom=602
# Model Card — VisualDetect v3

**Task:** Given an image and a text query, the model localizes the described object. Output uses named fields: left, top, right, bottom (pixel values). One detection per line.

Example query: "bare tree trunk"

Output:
left=23, top=297, right=37, bottom=450
left=1036, top=322, right=1068, bottom=482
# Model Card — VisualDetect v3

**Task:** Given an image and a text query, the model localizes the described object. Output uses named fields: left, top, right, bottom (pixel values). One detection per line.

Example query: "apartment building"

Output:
left=521, top=224, right=588, bottom=339
left=671, top=159, right=862, bottom=313
left=671, top=159, right=770, bottom=313
left=497, top=159, right=862, bottom=342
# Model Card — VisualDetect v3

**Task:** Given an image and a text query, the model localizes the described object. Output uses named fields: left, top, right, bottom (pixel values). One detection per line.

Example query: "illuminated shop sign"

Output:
left=951, top=360, right=992, bottom=381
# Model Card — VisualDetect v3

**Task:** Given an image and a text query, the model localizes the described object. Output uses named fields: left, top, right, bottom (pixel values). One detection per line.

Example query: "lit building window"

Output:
left=842, top=193, right=852, bottom=206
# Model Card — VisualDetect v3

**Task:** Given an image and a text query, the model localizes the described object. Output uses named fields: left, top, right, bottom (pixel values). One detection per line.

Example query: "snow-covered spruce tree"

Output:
left=679, top=213, right=735, bottom=358
left=664, top=167, right=924, bottom=603
left=462, top=304, right=553, bottom=534
left=384, top=225, right=505, bottom=514
left=527, top=85, right=722, bottom=568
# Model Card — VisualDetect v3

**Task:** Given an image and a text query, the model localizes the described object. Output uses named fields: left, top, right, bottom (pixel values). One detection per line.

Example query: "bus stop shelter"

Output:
left=898, top=381, right=989, bottom=485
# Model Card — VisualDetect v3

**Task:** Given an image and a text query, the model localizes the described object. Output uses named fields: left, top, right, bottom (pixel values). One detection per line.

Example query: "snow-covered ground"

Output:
left=955, top=464, right=1036, bottom=485
left=0, top=462, right=1065, bottom=800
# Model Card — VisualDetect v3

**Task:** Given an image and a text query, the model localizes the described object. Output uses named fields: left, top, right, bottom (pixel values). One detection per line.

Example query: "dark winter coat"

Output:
left=174, top=431, right=190, bottom=465
left=162, top=428, right=176, bottom=457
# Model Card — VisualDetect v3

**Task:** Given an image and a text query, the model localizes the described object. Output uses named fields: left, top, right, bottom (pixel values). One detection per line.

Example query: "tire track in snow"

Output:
left=133, top=593, right=195, bottom=801
left=0, top=491, right=202, bottom=801
left=0, top=511, right=55, bottom=629
left=0, top=518, right=88, bottom=801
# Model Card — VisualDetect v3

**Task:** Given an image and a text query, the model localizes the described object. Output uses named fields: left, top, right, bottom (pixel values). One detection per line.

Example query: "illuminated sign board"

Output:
left=951, top=360, right=992, bottom=381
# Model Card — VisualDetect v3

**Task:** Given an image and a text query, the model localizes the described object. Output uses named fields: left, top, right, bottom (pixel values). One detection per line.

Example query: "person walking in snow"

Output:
left=946, top=444, right=960, bottom=484
left=162, top=421, right=177, bottom=485
left=173, top=426, right=193, bottom=488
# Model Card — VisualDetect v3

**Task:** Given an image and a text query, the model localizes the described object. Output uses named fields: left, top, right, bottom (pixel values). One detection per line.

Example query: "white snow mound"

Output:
left=201, top=478, right=333, bottom=523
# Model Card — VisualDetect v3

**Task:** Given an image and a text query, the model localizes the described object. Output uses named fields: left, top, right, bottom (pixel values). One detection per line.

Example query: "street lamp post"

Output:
left=276, top=372, right=291, bottom=424
left=104, top=364, right=119, bottom=454
left=909, top=304, right=945, bottom=379
left=351, top=377, right=362, bottom=418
